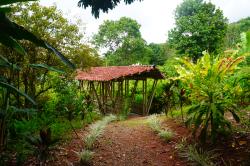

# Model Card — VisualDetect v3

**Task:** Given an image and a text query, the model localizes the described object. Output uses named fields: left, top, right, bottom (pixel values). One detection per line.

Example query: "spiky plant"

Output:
left=147, top=114, right=162, bottom=133
left=76, top=150, right=94, bottom=166
left=84, top=114, right=117, bottom=149
left=175, top=52, right=245, bottom=142
left=158, top=129, right=174, bottom=142
left=179, top=144, right=218, bottom=166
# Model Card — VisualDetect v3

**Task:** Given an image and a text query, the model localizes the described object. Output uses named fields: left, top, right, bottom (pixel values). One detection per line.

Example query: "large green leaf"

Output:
left=0, top=81, right=36, bottom=105
left=0, top=33, right=26, bottom=55
left=0, top=55, right=21, bottom=70
left=0, top=13, right=76, bottom=69
left=29, top=64, right=65, bottom=74
left=0, top=0, right=37, bottom=6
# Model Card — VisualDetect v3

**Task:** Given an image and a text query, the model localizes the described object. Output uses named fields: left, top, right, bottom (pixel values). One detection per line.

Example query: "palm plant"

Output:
left=175, top=52, right=245, bottom=142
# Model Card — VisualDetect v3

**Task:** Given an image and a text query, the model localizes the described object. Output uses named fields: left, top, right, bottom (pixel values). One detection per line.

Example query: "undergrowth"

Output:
left=175, top=139, right=218, bottom=166
left=84, top=114, right=116, bottom=149
left=75, top=149, right=94, bottom=165
left=158, top=130, right=174, bottom=142
left=147, top=114, right=174, bottom=142
left=77, top=114, right=117, bottom=165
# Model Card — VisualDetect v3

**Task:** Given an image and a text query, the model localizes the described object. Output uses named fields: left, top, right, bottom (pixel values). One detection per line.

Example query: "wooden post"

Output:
left=146, top=79, right=158, bottom=115
left=125, top=80, right=129, bottom=97
left=142, top=79, right=147, bottom=116
left=90, top=82, right=104, bottom=113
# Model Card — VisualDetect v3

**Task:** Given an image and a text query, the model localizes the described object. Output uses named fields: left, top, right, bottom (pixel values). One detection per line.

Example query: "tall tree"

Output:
left=168, top=0, right=227, bottom=61
left=1, top=2, right=102, bottom=106
left=93, top=17, right=141, bottom=52
left=148, top=43, right=174, bottom=65
left=93, top=17, right=150, bottom=65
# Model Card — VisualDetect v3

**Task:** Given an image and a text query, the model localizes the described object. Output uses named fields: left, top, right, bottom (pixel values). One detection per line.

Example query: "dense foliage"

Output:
left=175, top=52, right=245, bottom=142
left=225, top=17, right=250, bottom=49
left=78, top=0, right=142, bottom=18
left=93, top=17, right=171, bottom=65
left=168, top=0, right=227, bottom=61
left=0, top=2, right=101, bottom=164
left=0, top=0, right=249, bottom=164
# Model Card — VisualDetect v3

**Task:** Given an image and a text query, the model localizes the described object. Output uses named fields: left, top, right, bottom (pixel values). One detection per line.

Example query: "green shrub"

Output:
left=84, top=114, right=116, bottom=150
left=50, top=119, right=83, bottom=139
left=147, top=115, right=175, bottom=142
left=147, top=115, right=162, bottom=132
left=158, top=129, right=174, bottom=142
left=176, top=52, right=245, bottom=142
left=179, top=144, right=218, bottom=166
left=84, top=126, right=104, bottom=149
left=76, top=150, right=94, bottom=165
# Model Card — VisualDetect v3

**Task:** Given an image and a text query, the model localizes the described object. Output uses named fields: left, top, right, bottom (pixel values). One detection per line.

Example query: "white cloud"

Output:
left=40, top=0, right=250, bottom=43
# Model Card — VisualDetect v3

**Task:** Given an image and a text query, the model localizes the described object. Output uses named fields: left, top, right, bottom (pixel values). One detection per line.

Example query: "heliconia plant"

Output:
left=174, top=51, right=245, bottom=143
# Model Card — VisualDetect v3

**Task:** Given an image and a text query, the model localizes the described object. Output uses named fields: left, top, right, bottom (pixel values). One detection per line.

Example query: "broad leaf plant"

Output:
left=175, top=51, right=245, bottom=142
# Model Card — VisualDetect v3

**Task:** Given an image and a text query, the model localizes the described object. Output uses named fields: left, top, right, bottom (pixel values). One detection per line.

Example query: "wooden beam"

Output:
left=142, top=79, right=148, bottom=116
left=146, top=79, right=158, bottom=115
left=90, top=82, right=104, bottom=113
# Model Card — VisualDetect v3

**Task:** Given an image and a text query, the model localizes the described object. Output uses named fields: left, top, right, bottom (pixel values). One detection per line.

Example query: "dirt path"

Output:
left=24, top=116, right=189, bottom=166
left=92, top=116, right=188, bottom=166
left=23, top=115, right=250, bottom=166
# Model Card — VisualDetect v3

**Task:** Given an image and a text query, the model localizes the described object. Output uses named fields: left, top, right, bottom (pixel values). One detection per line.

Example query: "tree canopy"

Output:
left=93, top=17, right=151, bottom=65
left=93, top=17, right=173, bottom=66
left=1, top=2, right=102, bottom=105
left=168, top=0, right=227, bottom=60
left=93, top=17, right=141, bottom=53
left=78, top=0, right=142, bottom=18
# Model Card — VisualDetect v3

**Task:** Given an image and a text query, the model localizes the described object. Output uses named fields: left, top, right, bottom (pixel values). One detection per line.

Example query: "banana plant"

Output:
left=175, top=51, right=245, bottom=143
left=0, top=0, right=74, bottom=110
left=0, top=0, right=75, bottom=152
left=0, top=0, right=75, bottom=69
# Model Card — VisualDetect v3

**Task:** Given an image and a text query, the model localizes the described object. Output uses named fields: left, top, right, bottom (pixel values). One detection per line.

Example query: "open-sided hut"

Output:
left=76, top=65, right=164, bottom=115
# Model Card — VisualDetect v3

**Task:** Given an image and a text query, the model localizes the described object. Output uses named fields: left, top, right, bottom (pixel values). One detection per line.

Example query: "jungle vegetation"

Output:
left=0, top=0, right=249, bottom=165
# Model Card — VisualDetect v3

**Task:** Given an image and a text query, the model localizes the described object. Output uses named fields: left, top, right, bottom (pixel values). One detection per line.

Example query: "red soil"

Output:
left=92, top=117, right=188, bottom=166
left=23, top=116, right=249, bottom=166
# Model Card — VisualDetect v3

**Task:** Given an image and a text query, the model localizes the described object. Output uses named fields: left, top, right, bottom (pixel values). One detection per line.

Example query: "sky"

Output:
left=40, top=0, right=250, bottom=44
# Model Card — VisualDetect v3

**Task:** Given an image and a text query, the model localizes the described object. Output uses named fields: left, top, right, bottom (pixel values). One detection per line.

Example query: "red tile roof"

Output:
left=76, top=66, right=164, bottom=81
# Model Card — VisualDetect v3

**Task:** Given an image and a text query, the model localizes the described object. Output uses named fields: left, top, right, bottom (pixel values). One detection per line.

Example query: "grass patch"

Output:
left=76, top=149, right=94, bottom=165
left=158, top=129, right=174, bottom=142
left=147, top=114, right=175, bottom=141
left=84, top=114, right=117, bottom=150
left=76, top=114, right=117, bottom=165
left=147, top=115, right=162, bottom=132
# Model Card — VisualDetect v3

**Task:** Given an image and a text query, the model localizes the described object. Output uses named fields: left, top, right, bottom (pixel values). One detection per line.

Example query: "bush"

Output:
left=147, top=115, right=175, bottom=142
left=77, top=150, right=94, bottom=165
left=147, top=115, right=162, bottom=133
left=179, top=144, right=218, bottom=166
left=176, top=52, right=245, bottom=142
left=84, top=114, right=116, bottom=149
left=158, top=129, right=174, bottom=142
